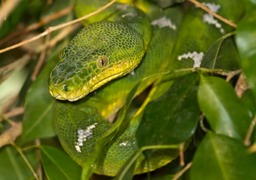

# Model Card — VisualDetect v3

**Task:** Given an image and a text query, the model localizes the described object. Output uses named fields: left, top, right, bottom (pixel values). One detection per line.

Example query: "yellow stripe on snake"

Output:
left=48, top=0, right=182, bottom=176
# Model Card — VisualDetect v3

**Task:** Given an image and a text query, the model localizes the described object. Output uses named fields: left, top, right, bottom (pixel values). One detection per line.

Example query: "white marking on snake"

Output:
left=119, top=141, right=129, bottom=147
left=116, top=4, right=129, bottom=10
left=200, top=2, right=225, bottom=34
left=74, top=123, right=98, bottom=153
left=177, top=51, right=204, bottom=68
left=151, top=16, right=176, bottom=30
left=119, top=140, right=136, bottom=147
left=122, top=12, right=137, bottom=18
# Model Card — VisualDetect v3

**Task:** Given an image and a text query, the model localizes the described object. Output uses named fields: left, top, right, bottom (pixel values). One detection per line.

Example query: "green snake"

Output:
left=48, top=0, right=181, bottom=176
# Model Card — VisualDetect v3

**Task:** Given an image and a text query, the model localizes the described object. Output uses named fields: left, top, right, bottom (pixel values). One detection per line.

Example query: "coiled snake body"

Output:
left=48, top=0, right=180, bottom=176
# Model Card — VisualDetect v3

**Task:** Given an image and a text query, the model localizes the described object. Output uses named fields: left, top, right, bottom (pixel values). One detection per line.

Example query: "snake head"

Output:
left=48, top=21, right=147, bottom=101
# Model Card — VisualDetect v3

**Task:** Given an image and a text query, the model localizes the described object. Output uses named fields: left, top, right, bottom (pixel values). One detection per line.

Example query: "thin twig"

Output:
left=0, top=54, right=31, bottom=80
left=179, top=143, right=185, bottom=166
left=199, top=114, right=209, bottom=132
left=35, top=139, right=42, bottom=180
left=0, top=6, right=73, bottom=46
left=249, top=143, right=256, bottom=153
left=244, top=115, right=256, bottom=146
left=31, top=33, right=51, bottom=81
left=225, top=70, right=241, bottom=82
left=0, top=96, right=18, bottom=114
left=26, top=6, right=73, bottom=32
left=0, top=0, right=21, bottom=27
left=31, top=24, right=80, bottom=80
left=12, top=143, right=39, bottom=180
left=173, top=162, right=192, bottom=180
left=188, top=0, right=237, bottom=28
left=0, top=0, right=116, bottom=54
left=235, top=74, right=248, bottom=98
left=48, top=24, right=81, bottom=48
left=0, top=122, right=22, bottom=148
left=0, top=107, right=24, bottom=122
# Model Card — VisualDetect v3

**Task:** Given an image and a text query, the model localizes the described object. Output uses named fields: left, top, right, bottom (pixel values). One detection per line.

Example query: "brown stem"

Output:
left=0, top=0, right=116, bottom=54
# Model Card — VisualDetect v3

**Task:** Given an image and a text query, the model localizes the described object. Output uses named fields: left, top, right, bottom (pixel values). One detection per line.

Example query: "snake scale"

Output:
left=48, top=0, right=181, bottom=176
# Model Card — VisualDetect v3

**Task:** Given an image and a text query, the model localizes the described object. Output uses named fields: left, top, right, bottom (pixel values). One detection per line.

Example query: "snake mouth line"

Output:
left=49, top=61, right=138, bottom=102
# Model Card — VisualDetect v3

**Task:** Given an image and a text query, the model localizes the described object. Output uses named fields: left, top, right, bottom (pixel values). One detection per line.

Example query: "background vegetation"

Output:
left=0, top=0, right=256, bottom=179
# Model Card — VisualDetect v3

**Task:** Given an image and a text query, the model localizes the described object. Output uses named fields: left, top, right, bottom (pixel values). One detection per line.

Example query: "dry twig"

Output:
left=31, top=24, right=80, bottom=80
left=249, top=143, right=256, bottom=153
left=0, top=0, right=21, bottom=27
left=173, top=162, right=192, bottom=180
left=0, top=107, right=24, bottom=122
left=0, top=0, right=116, bottom=54
left=0, top=6, right=73, bottom=46
left=244, top=115, right=256, bottom=146
left=179, top=143, right=185, bottom=167
left=235, top=74, right=248, bottom=98
left=0, top=121, right=22, bottom=148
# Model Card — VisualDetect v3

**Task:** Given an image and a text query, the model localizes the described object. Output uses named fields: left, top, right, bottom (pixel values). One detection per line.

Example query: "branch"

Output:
left=0, top=0, right=21, bottom=27
left=0, top=107, right=24, bottom=122
left=0, top=122, right=22, bottom=148
left=0, top=5, right=73, bottom=46
left=0, top=0, right=117, bottom=54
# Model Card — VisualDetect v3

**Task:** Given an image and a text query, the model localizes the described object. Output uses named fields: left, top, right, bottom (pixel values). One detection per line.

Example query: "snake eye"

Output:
left=96, top=56, right=108, bottom=68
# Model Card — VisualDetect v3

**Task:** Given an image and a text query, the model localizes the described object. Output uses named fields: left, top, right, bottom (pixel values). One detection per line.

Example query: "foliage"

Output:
left=0, top=0, right=256, bottom=179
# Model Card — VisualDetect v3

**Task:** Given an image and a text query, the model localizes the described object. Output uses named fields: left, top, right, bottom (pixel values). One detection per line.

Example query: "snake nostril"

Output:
left=63, top=84, right=68, bottom=92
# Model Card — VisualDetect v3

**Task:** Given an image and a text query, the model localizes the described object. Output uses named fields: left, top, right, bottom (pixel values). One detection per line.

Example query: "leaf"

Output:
left=170, top=0, right=243, bottom=70
left=21, top=52, right=60, bottom=143
left=116, top=73, right=200, bottom=177
left=75, top=0, right=117, bottom=24
left=21, top=0, right=75, bottom=143
left=0, top=146, right=36, bottom=180
left=137, top=73, right=200, bottom=147
left=236, top=6, right=256, bottom=99
left=241, top=90, right=256, bottom=118
left=190, top=132, right=256, bottom=180
left=149, top=0, right=185, bottom=8
left=40, top=146, right=81, bottom=180
left=201, top=32, right=239, bottom=70
left=198, top=76, right=251, bottom=140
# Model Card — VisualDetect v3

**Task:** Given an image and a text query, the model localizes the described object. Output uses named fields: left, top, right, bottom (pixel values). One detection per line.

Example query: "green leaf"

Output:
left=21, top=0, right=76, bottom=143
left=21, top=52, right=59, bottom=143
left=198, top=76, right=251, bottom=140
left=40, top=146, right=81, bottom=180
left=241, top=90, right=256, bottom=118
left=190, top=132, right=256, bottom=180
left=149, top=0, right=184, bottom=8
left=236, top=8, right=256, bottom=99
left=170, top=0, right=243, bottom=70
left=75, top=0, right=117, bottom=24
left=201, top=32, right=239, bottom=70
left=137, top=73, right=200, bottom=146
left=0, top=146, right=36, bottom=180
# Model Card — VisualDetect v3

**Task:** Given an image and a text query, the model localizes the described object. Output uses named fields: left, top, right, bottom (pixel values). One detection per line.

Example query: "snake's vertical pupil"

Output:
left=97, top=56, right=108, bottom=68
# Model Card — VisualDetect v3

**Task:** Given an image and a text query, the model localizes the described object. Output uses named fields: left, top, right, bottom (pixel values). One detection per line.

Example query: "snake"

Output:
left=48, top=0, right=181, bottom=176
